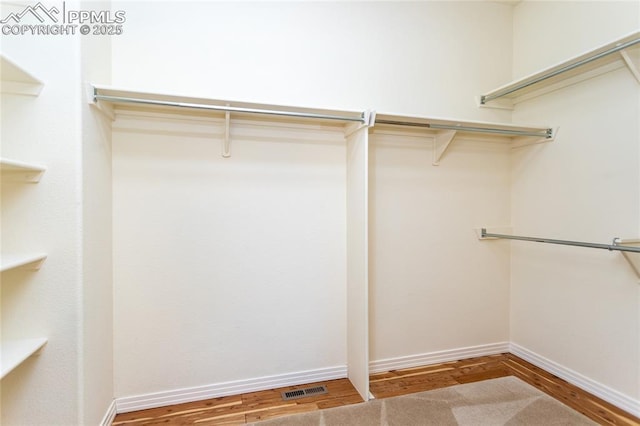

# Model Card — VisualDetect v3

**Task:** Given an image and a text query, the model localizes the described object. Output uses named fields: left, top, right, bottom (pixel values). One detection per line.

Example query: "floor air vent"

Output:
left=281, top=385, right=328, bottom=401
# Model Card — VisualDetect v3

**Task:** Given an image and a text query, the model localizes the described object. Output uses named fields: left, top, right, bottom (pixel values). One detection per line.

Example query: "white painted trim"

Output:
left=115, top=365, right=347, bottom=414
left=113, top=343, right=639, bottom=419
left=369, top=342, right=510, bottom=374
left=510, top=343, right=640, bottom=418
left=99, top=400, right=117, bottom=426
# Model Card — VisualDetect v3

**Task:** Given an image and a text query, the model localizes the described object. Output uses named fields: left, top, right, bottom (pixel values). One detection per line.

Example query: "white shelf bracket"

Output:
left=475, top=227, right=513, bottom=240
left=617, top=239, right=640, bottom=281
left=432, top=130, right=457, bottom=166
left=620, top=49, right=640, bottom=84
left=89, top=85, right=115, bottom=121
left=222, top=107, right=231, bottom=158
left=475, top=95, right=513, bottom=111
left=511, top=127, right=558, bottom=149
left=344, top=110, right=376, bottom=138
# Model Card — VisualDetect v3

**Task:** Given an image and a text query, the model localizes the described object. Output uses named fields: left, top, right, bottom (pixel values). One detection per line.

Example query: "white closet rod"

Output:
left=481, top=228, right=640, bottom=253
left=93, top=93, right=367, bottom=124
left=480, top=37, right=640, bottom=104
left=376, top=119, right=553, bottom=138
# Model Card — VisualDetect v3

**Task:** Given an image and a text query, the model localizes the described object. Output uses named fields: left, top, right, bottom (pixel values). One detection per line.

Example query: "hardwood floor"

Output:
left=113, top=354, right=640, bottom=425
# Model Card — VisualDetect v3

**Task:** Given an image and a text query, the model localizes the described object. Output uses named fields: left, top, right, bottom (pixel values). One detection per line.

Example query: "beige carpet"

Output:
left=252, top=377, right=597, bottom=425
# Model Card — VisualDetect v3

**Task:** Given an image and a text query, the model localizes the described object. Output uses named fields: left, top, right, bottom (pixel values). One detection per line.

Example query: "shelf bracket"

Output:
left=344, top=110, right=376, bottom=138
left=617, top=239, right=640, bottom=281
left=222, top=107, right=231, bottom=158
left=89, top=85, right=115, bottom=121
left=620, top=49, right=640, bottom=84
left=432, top=130, right=457, bottom=166
left=511, top=127, right=558, bottom=149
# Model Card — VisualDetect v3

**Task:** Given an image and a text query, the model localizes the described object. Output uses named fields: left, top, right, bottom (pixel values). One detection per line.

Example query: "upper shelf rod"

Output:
left=376, top=119, right=553, bottom=139
left=93, top=92, right=367, bottom=124
left=481, top=228, right=640, bottom=253
left=480, top=37, right=640, bottom=104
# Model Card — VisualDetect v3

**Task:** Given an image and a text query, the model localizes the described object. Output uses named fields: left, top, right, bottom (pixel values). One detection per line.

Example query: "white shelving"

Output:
left=93, top=85, right=553, bottom=164
left=1, top=53, right=48, bottom=383
left=479, top=31, right=640, bottom=108
left=374, top=113, right=554, bottom=165
left=0, top=253, right=47, bottom=272
left=0, top=158, right=46, bottom=182
left=1, top=338, right=48, bottom=379
left=0, top=54, right=44, bottom=96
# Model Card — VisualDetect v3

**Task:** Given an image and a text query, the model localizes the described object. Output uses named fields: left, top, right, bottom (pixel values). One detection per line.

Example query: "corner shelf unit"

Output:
left=92, top=85, right=553, bottom=164
left=0, top=158, right=46, bottom=182
left=479, top=31, right=640, bottom=108
left=0, top=54, right=44, bottom=96
left=0, top=253, right=47, bottom=272
left=0, top=338, right=48, bottom=379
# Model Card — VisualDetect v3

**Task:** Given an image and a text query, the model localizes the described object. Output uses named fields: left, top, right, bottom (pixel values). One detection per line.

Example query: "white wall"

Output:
left=111, top=1, right=513, bottom=122
left=110, top=1, right=517, bottom=401
left=510, top=0, right=640, bottom=411
left=369, top=130, right=511, bottom=362
left=112, top=115, right=348, bottom=397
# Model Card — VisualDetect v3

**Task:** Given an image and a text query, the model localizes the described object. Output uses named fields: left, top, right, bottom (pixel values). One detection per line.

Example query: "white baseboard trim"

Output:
left=115, top=365, right=347, bottom=413
left=510, top=342, right=640, bottom=418
left=114, top=343, right=639, bottom=418
left=100, top=399, right=117, bottom=426
left=369, top=342, right=510, bottom=374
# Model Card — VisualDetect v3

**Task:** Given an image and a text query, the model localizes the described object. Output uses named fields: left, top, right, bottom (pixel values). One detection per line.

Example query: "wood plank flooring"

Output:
left=113, top=354, right=640, bottom=425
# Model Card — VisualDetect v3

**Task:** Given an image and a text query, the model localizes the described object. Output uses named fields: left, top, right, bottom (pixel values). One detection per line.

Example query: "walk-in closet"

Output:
left=1, top=1, right=638, bottom=425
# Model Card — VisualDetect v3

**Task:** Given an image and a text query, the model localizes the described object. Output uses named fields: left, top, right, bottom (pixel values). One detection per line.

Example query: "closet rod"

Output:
left=481, top=37, right=640, bottom=104
left=376, top=119, right=552, bottom=138
left=93, top=93, right=367, bottom=123
left=481, top=229, right=640, bottom=253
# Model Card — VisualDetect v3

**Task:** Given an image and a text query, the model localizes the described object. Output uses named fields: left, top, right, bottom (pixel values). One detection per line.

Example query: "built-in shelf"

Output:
left=0, top=158, right=46, bottom=182
left=479, top=31, right=640, bottom=108
left=93, top=85, right=554, bottom=164
left=1, top=338, right=48, bottom=379
left=0, top=54, right=44, bottom=96
left=0, top=253, right=47, bottom=273
left=374, top=113, right=554, bottom=165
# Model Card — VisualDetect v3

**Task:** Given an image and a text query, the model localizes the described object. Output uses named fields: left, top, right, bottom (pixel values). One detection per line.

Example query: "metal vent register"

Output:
left=281, top=385, right=328, bottom=401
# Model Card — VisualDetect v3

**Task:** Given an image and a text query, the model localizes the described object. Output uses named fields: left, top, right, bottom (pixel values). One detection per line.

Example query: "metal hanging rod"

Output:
left=93, top=92, right=367, bottom=124
left=481, top=228, right=640, bottom=253
left=481, top=37, right=640, bottom=104
left=376, top=119, right=552, bottom=139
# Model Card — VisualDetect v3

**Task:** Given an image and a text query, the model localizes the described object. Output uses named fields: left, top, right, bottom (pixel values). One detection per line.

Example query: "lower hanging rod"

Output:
left=93, top=93, right=367, bottom=123
left=375, top=119, right=552, bottom=138
left=481, top=229, right=640, bottom=253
